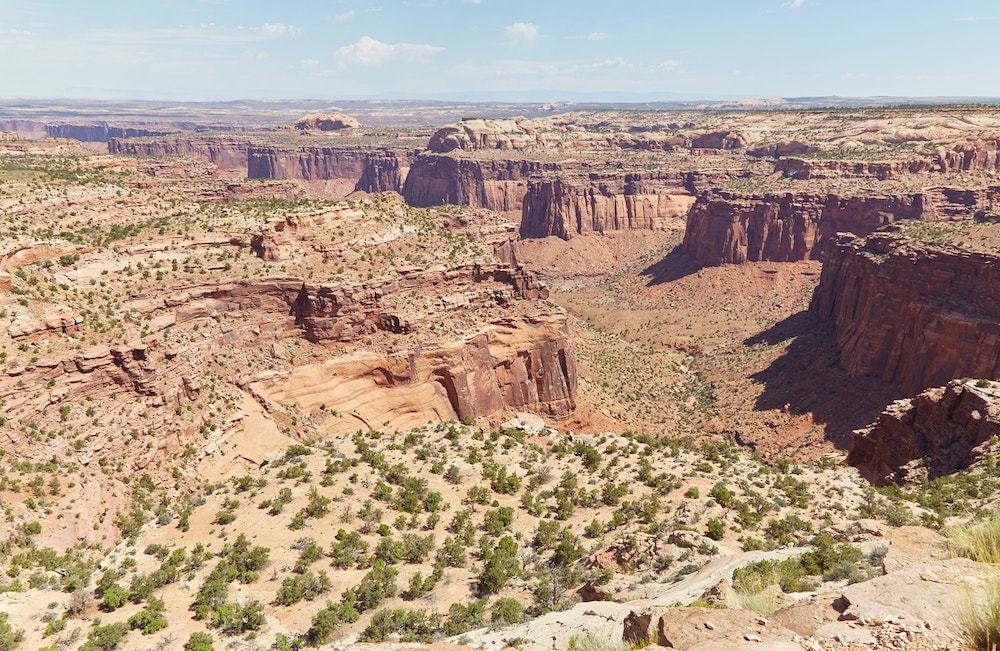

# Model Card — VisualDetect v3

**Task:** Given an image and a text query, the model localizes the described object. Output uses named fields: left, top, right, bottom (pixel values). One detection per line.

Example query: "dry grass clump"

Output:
left=950, top=515, right=1000, bottom=564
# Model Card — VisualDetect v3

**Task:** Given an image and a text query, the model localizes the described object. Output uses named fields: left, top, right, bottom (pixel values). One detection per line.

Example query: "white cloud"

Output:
left=333, top=10, right=355, bottom=22
left=334, top=36, right=444, bottom=66
left=653, top=59, right=681, bottom=72
left=462, top=0, right=481, bottom=3
left=505, top=21, right=538, bottom=46
left=782, top=0, right=804, bottom=8
left=585, top=31, right=607, bottom=41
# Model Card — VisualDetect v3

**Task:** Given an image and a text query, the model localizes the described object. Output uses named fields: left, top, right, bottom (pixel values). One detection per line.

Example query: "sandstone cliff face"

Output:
left=402, top=154, right=554, bottom=211
left=811, top=232, right=1000, bottom=395
left=774, top=158, right=933, bottom=181
left=130, top=264, right=573, bottom=422
left=518, top=174, right=694, bottom=239
left=682, top=191, right=929, bottom=266
left=109, top=137, right=251, bottom=173
left=849, top=380, right=1000, bottom=485
left=247, top=146, right=403, bottom=192
left=248, top=313, right=576, bottom=428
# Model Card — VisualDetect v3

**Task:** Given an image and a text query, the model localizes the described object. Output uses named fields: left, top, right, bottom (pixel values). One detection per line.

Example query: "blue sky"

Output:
left=2, top=0, right=999, bottom=101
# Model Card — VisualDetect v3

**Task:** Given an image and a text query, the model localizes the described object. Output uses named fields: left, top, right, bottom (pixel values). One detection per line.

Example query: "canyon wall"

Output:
left=848, top=380, right=1000, bottom=485
left=109, top=137, right=252, bottom=173
left=682, top=191, right=930, bottom=266
left=128, top=264, right=573, bottom=421
left=518, top=174, right=694, bottom=239
left=247, top=146, right=403, bottom=193
left=811, top=232, right=1000, bottom=395
left=402, top=154, right=555, bottom=211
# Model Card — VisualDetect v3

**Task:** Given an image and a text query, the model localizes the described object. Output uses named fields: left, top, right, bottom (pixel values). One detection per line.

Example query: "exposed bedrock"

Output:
left=128, top=264, right=574, bottom=422
left=518, top=174, right=695, bottom=239
left=682, top=191, right=930, bottom=266
left=248, top=313, right=577, bottom=428
left=811, top=232, right=1000, bottom=396
left=109, top=137, right=251, bottom=173
left=848, top=379, right=1000, bottom=485
left=774, top=141, right=1000, bottom=180
left=247, top=146, right=403, bottom=192
left=402, top=154, right=555, bottom=211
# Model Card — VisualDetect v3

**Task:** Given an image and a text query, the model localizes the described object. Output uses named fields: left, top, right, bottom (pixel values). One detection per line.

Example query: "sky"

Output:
left=2, top=0, right=1000, bottom=102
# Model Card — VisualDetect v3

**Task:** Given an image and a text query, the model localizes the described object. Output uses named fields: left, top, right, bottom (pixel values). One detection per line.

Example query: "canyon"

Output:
left=2, top=103, right=1000, bottom=651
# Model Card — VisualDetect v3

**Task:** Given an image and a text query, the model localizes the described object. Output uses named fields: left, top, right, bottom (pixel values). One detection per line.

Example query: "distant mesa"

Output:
left=292, top=112, right=361, bottom=131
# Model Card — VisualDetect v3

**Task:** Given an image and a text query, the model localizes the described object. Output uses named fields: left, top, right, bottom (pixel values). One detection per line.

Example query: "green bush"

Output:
left=0, top=612, right=23, bottom=651
left=184, top=632, right=214, bottom=651
left=80, top=622, right=128, bottom=651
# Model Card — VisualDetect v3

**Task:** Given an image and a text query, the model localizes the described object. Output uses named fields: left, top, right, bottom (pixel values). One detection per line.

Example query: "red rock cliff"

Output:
left=848, top=380, right=1000, bottom=485
left=108, top=137, right=251, bottom=173
left=682, top=191, right=930, bottom=266
left=518, top=173, right=694, bottom=239
left=247, top=146, right=403, bottom=192
left=402, top=154, right=555, bottom=211
left=811, top=232, right=1000, bottom=395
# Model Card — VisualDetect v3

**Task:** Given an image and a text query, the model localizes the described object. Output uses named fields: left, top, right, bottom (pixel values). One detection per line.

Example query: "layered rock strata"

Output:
left=402, top=154, right=553, bottom=210
left=682, top=191, right=929, bottom=266
left=811, top=232, right=1000, bottom=395
left=519, top=173, right=694, bottom=239
left=109, top=137, right=252, bottom=173
left=247, top=146, right=403, bottom=192
left=849, top=379, right=1000, bottom=485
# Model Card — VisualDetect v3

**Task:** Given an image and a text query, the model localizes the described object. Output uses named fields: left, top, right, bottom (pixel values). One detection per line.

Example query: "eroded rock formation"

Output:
left=812, top=232, right=1000, bottom=395
left=109, top=137, right=252, bottom=174
left=247, top=146, right=403, bottom=192
left=402, top=154, right=553, bottom=210
left=293, top=113, right=361, bottom=131
left=682, top=191, right=929, bottom=266
left=519, top=174, right=694, bottom=239
left=849, top=380, right=1000, bottom=485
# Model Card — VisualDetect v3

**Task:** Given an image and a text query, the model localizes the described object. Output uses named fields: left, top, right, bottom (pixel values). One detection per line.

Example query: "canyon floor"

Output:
left=0, top=104, right=1000, bottom=651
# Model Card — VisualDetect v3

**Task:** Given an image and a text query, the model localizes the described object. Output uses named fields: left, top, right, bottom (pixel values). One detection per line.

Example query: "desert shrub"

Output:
left=128, top=596, right=168, bottom=635
left=705, top=518, right=726, bottom=541
left=960, top=573, right=1000, bottom=651
left=476, top=536, right=518, bottom=597
left=184, top=631, right=214, bottom=651
left=491, top=597, right=525, bottom=624
left=361, top=608, right=441, bottom=643
left=329, top=530, right=369, bottom=569
left=306, top=600, right=359, bottom=646
left=80, top=622, right=128, bottom=651
left=211, top=600, right=264, bottom=635
left=274, top=570, right=332, bottom=606
left=349, top=561, right=398, bottom=612
left=951, top=515, right=1000, bottom=564
left=0, top=612, right=23, bottom=651
left=444, top=600, right=485, bottom=636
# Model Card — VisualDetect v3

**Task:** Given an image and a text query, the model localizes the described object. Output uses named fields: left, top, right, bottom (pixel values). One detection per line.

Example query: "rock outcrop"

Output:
left=428, top=117, right=543, bottom=152
left=247, top=146, right=403, bottom=192
left=109, top=137, right=251, bottom=173
left=682, top=191, right=930, bottom=266
left=292, top=113, right=361, bottom=131
left=518, top=173, right=694, bottom=239
left=849, top=380, right=1000, bottom=484
left=811, top=232, right=1000, bottom=395
left=402, top=154, right=554, bottom=210
left=248, top=312, right=576, bottom=428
